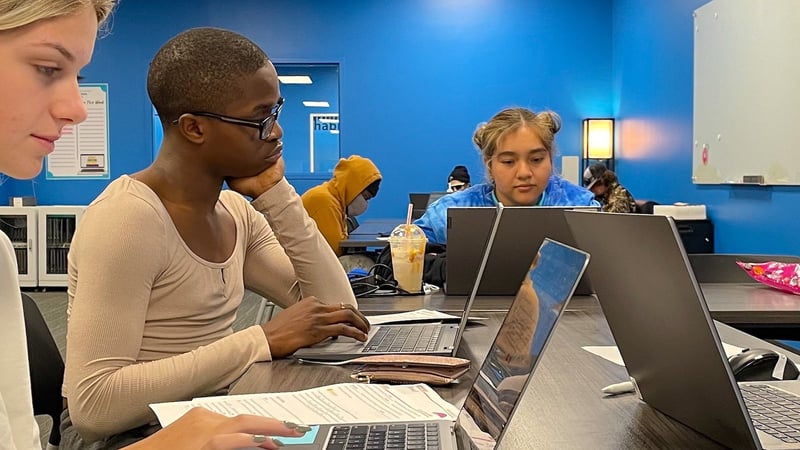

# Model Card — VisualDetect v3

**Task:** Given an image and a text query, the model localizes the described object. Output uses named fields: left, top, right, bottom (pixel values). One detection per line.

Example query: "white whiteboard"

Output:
left=693, top=0, right=800, bottom=185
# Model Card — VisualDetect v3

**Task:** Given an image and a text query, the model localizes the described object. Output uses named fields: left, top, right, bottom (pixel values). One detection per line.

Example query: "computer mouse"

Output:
left=728, top=348, right=800, bottom=382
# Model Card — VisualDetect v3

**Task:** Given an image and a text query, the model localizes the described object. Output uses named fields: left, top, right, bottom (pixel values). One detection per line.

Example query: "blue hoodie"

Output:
left=414, top=175, right=599, bottom=244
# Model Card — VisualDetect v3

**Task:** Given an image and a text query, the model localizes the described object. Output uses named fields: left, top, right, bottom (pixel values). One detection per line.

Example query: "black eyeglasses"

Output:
left=172, top=97, right=284, bottom=140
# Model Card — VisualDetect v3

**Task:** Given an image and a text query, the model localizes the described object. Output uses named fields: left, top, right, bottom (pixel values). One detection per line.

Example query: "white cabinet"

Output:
left=37, top=206, right=85, bottom=287
left=0, top=207, right=38, bottom=287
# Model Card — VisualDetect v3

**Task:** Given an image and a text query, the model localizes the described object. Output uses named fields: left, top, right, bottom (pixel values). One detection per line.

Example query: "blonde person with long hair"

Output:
left=415, top=107, right=599, bottom=245
left=0, top=2, right=309, bottom=449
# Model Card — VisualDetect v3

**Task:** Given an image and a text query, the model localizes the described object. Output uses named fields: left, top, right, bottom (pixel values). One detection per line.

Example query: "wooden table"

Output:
left=339, top=235, right=389, bottom=249
left=349, top=219, right=403, bottom=236
left=360, top=287, right=800, bottom=336
left=340, top=219, right=402, bottom=250
left=232, top=295, right=797, bottom=448
left=702, top=283, right=800, bottom=340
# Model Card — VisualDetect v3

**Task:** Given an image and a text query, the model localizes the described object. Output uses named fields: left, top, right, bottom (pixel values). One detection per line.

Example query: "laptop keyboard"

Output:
left=363, top=325, right=443, bottom=353
left=740, top=384, right=800, bottom=443
left=325, top=423, right=441, bottom=450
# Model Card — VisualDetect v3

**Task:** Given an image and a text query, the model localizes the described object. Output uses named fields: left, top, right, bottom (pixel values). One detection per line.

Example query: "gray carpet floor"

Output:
left=25, top=289, right=270, bottom=449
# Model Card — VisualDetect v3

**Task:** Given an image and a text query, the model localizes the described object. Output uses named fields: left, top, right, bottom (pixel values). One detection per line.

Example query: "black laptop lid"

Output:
left=455, top=238, right=590, bottom=448
left=446, top=206, right=597, bottom=296
left=409, top=192, right=448, bottom=221
left=565, top=211, right=759, bottom=449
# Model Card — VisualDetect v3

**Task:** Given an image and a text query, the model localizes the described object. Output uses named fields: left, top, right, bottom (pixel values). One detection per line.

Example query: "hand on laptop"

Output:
left=125, top=406, right=308, bottom=449
left=262, top=296, right=371, bottom=357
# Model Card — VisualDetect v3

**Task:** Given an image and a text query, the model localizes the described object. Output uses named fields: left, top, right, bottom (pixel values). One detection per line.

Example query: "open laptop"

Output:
left=290, top=238, right=590, bottom=449
left=410, top=192, right=447, bottom=221
left=446, top=206, right=598, bottom=296
left=293, top=203, right=505, bottom=361
left=566, top=211, right=800, bottom=450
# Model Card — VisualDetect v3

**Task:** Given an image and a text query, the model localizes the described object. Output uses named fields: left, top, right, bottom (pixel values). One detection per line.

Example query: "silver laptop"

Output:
left=446, top=206, right=598, bottom=296
left=287, top=238, right=589, bottom=449
left=566, top=211, right=800, bottom=450
left=293, top=203, right=505, bottom=361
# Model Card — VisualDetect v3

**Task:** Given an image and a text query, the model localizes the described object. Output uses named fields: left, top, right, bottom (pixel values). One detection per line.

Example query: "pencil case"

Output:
left=348, top=354, right=470, bottom=386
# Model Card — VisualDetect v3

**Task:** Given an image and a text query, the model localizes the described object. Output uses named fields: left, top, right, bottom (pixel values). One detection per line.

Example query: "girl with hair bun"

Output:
left=415, top=107, right=598, bottom=245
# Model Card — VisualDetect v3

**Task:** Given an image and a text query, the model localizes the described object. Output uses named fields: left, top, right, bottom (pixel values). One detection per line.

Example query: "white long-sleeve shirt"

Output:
left=0, top=232, right=41, bottom=450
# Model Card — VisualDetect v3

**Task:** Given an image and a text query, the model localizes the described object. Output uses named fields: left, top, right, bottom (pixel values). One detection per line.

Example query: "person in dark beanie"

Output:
left=447, top=165, right=471, bottom=192
left=583, top=163, right=636, bottom=213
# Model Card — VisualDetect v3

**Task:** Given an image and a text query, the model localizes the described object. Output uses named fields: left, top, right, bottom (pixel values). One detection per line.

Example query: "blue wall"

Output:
left=0, top=177, right=8, bottom=204
left=612, top=0, right=800, bottom=255
left=9, top=0, right=613, bottom=220
left=276, top=64, right=341, bottom=174
left=23, top=0, right=791, bottom=255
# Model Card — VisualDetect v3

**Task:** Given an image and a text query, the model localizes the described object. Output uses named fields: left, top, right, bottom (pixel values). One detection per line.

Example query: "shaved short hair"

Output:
left=147, top=27, right=271, bottom=125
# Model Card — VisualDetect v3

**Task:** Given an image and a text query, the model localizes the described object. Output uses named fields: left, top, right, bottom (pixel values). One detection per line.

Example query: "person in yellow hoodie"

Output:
left=302, top=155, right=382, bottom=256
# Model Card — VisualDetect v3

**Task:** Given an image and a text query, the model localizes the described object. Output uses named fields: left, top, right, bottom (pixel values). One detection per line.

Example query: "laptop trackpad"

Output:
left=301, top=336, right=365, bottom=352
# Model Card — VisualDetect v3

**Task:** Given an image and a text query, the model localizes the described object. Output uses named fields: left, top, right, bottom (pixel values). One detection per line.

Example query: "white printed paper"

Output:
left=582, top=343, right=745, bottom=366
left=151, top=383, right=459, bottom=427
left=366, top=309, right=461, bottom=325
left=148, top=401, right=194, bottom=426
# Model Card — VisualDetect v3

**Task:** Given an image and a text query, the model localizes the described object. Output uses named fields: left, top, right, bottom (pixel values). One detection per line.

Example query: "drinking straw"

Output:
left=405, top=203, right=413, bottom=235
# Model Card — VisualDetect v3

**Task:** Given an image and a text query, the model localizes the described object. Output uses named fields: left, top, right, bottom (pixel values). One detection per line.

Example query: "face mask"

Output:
left=346, top=193, right=368, bottom=217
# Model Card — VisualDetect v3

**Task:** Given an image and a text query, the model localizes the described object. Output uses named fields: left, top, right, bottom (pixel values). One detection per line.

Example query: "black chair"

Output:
left=634, top=199, right=659, bottom=214
left=21, top=292, right=65, bottom=448
left=345, top=216, right=359, bottom=234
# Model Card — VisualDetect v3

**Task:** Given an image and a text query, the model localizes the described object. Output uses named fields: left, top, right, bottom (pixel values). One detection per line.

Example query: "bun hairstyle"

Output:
left=473, top=107, right=562, bottom=163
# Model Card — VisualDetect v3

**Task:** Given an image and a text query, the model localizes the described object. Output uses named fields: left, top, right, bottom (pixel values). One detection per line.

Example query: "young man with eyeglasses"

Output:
left=62, top=27, right=369, bottom=446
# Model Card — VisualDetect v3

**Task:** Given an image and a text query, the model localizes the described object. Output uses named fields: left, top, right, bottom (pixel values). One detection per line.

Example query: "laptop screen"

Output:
left=454, top=238, right=589, bottom=448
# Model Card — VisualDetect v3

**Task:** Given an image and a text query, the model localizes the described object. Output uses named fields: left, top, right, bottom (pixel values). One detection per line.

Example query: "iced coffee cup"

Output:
left=389, top=223, right=427, bottom=293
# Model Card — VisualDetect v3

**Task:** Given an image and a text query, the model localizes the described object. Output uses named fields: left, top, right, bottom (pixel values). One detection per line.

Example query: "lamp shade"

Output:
left=582, top=118, right=614, bottom=159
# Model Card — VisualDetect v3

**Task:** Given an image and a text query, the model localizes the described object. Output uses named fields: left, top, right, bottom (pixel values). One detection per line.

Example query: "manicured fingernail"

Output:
left=252, top=434, right=267, bottom=443
left=295, top=425, right=312, bottom=433
left=272, top=438, right=285, bottom=447
left=283, top=421, right=298, bottom=429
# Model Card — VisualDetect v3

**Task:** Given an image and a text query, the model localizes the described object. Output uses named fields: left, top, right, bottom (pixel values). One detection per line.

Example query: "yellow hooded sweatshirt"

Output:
left=302, top=155, right=382, bottom=255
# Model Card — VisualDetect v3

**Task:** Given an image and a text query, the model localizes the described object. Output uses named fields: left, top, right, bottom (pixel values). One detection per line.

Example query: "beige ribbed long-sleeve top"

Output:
left=63, top=176, right=355, bottom=441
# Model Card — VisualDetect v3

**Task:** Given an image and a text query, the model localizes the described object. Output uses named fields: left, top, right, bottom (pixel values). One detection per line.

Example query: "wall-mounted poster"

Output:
left=47, top=83, right=110, bottom=179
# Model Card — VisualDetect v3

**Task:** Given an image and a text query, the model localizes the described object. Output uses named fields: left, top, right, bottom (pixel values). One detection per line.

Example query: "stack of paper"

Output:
left=150, top=382, right=459, bottom=427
